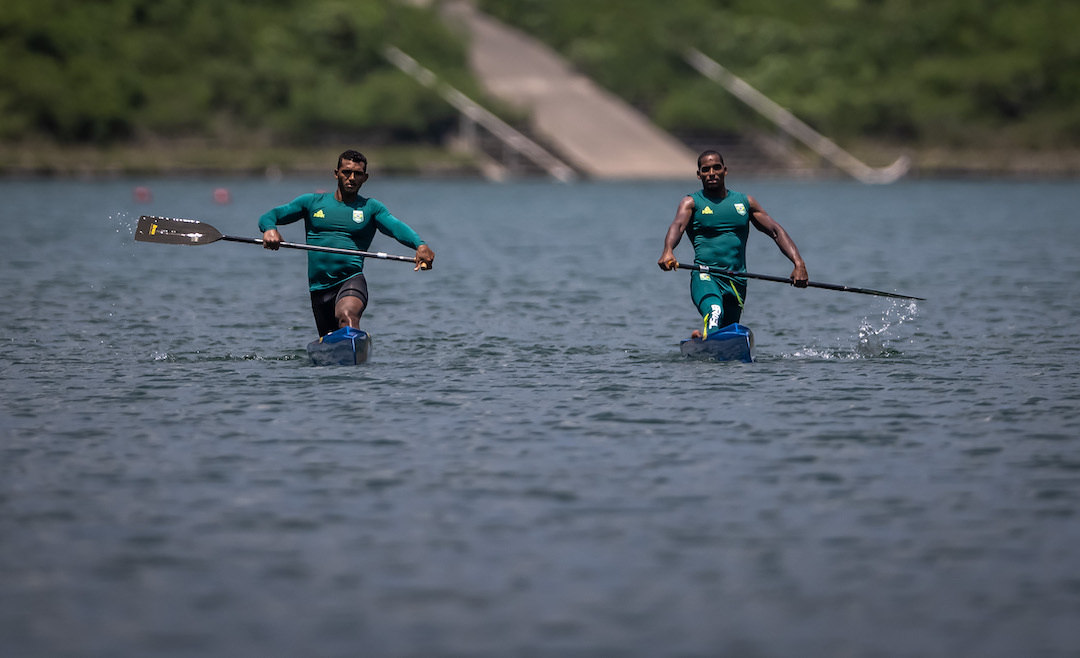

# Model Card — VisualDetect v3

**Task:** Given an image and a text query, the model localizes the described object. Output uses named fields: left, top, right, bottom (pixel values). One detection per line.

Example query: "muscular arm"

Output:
left=374, top=212, right=425, bottom=250
left=746, top=195, right=808, bottom=286
left=258, top=194, right=311, bottom=250
left=372, top=203, right=434, bottom=271
left=658, top=196, right=695, bottom=270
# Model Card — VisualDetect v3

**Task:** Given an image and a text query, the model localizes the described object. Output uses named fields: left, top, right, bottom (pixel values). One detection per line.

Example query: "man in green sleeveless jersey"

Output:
left=259, top=149, right=435, bottom=336
left=658, top=150, right=808, bottom=338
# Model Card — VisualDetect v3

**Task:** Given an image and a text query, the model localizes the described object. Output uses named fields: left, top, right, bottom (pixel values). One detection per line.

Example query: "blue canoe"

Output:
left=679, top=323, right=754, bottom=363
left=307, top=326, right=371, bottom=365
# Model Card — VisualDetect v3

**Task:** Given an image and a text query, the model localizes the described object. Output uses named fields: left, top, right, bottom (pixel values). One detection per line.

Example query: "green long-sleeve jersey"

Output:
left=258, top=193, right=425, bottom=291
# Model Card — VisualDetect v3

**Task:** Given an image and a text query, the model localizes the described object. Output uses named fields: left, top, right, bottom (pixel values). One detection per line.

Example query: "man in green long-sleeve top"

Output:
left=658, top=150, right=807, bottom=338
left=259, top=149, right=435, bottom=336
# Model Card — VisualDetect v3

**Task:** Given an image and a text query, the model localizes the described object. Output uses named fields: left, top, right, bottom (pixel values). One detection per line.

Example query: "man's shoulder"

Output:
left=287, top=191, right=326, bottom=206
left=360, top=195, right=386, bottom=209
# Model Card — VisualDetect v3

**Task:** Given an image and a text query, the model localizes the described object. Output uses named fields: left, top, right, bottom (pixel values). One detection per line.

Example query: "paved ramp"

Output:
left=442, top=1, right=698, bottom=180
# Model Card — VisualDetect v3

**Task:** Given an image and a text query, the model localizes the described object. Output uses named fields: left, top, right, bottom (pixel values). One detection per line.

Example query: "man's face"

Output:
left=697, top=156, right=726, bottom=189
left=335, top=159, right=368, bottom=194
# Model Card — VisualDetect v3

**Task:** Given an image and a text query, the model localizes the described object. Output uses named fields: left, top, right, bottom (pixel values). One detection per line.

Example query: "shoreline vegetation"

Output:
left=4, top=1, right=1076, bottom=181
left=0, top=141, right=484, bottom=179
left=3, top=140, right=1078, bottom=180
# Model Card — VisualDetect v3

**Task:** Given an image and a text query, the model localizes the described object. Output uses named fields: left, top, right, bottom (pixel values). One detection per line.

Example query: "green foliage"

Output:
left=3, top=0, right=1076, bottom=151
left=0, top=0, right=467, bottom=144
left=478, top=0, right=1080, bottom=148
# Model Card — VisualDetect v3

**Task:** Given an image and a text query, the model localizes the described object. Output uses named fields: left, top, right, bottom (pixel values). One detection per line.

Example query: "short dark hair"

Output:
left=697, top=150, right=724, bottom=168
left=337, top=149, right=368, bottom=170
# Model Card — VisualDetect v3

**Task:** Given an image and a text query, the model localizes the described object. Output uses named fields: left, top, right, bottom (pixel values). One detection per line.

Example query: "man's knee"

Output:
left=335, top=296, right=366, bottom=327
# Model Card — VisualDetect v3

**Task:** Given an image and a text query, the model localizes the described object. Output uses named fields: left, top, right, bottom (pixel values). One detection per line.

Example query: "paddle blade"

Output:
left=135, top=216, right=224, bottom=246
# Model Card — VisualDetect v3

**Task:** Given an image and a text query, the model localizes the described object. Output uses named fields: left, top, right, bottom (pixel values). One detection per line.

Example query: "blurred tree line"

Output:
left=2, top=0, right=1076, bottom=153
left=0, top=0, right=473, bottom=146
left=479, top=0, right=1080, bottom=150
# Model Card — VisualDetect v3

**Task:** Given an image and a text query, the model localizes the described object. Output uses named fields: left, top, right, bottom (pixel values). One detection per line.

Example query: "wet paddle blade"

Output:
left=135, top=216, right=224, bottom=246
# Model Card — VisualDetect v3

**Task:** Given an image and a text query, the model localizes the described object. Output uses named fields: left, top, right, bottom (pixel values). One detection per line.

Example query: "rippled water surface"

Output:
left=2, top=176, right=1079, bottom=657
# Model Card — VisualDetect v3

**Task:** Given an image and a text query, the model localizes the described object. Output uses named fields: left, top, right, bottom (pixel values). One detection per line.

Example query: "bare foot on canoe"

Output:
left=691, top=330, right=702, bottom=339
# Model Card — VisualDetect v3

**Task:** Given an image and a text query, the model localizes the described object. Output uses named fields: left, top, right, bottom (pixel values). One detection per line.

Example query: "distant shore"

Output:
left=0, top=142, right=485, bottom=179
left=2, top=141, right=1078, bottom=180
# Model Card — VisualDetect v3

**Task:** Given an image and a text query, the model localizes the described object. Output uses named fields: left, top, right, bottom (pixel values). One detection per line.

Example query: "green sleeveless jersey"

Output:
left=258, top=193, right=425, bottom=291
left=687, top=189, right=750, bottom=273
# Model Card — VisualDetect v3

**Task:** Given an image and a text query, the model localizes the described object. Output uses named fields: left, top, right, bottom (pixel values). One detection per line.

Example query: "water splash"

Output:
left=785, top=345, right=862, bottom=361
left=854, top=300, right=919, bottom=358
left=781, top=300, right=920, bottom=360
left=109, top=211, right=135, bottom=239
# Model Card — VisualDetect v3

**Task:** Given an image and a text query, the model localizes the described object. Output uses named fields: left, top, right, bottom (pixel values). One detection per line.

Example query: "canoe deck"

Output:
left=307, top=327, right=371, bottom=365
left=679, top=323, right=754, bottom=363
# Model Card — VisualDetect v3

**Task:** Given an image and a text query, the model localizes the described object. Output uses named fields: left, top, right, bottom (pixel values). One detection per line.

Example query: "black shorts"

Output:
left=310, top=274, right=369, bottom=336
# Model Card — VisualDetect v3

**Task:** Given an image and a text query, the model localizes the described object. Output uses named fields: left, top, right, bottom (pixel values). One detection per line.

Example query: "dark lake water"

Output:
left=2, top=175, right=1079, bottom=657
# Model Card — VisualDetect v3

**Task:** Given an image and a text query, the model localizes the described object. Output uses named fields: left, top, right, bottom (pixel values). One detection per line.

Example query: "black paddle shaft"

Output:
left=675, top=263, right=924, bottom=301
left=135, top=215, right=416, bottom=262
